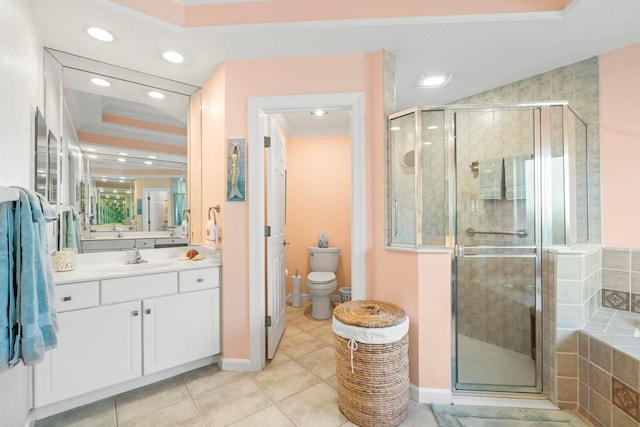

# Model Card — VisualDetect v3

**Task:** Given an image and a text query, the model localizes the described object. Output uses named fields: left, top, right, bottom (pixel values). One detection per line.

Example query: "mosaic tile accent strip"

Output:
left=612, top=377, right=640, bottom=422
left=602, top=289, right=630, bottom=311
left=631, top=293, right=640, bottom=314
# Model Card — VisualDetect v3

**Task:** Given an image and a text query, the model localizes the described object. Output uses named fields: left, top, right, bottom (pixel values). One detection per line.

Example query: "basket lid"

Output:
left=333, top=300, right=405, bottom=328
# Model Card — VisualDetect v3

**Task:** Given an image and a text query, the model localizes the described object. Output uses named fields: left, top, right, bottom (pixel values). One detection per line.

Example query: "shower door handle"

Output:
left=394, top=200, right=398, bottom=236
left=454, top=245, right=464, bottom=258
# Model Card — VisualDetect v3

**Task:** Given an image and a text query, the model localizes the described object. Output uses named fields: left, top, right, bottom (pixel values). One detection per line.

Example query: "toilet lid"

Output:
left=307, top=272, right=336, bottom=284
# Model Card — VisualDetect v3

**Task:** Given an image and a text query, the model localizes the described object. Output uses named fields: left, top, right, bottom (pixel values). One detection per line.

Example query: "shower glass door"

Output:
left=453, top=107, right=541, bottom=392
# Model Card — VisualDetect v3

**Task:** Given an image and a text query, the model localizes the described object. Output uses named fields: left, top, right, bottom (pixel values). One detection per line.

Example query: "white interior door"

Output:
left=266, top=116, right=287, bottom=359
left=143, top=189, right=168, bottom=232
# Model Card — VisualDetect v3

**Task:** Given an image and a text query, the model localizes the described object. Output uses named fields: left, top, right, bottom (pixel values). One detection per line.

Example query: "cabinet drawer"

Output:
left=82, top=239, right=135, bottom=252
left=101, top=272, right=178, bottom=304
left=179, top=268, right=219, bottom=293
left=135, top=239, right=155, bottom=249
left=55, top=281, right=100, bottom=312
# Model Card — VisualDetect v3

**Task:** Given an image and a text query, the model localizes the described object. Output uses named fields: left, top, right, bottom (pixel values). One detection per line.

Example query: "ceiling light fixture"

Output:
left=426, top=125, right=439, bottom=130
left=310, top=109, right=330, bottom=116
left=117, top=158, right=126, bottom=162
left=118, top=152, right=128, bottom=156
left=416, top=73, right=454, bottom=89
left=90, top=77, right=111, bottom=87
left=86, top=26, right=115, bottom=42
left=390, top=126, right=401, bottom=131
left=162, top=51, right=184, bottom=64
left=144, top=161, right=153, bottom=165
left=148, top=91, right=165, bottom=99
left=147, top=155, right=157, bottom=159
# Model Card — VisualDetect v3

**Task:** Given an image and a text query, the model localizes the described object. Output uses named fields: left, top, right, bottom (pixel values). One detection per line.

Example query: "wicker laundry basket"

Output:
left=333, top=300, right=409, bottom=427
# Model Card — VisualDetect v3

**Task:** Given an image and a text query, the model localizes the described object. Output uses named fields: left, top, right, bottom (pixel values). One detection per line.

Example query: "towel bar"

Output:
left=466, top=228, right=528, bottom=238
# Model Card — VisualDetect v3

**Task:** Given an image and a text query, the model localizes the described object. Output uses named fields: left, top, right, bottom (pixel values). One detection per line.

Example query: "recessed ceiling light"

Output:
left=310, top=109, right=330, bottom=116
left=86, top=26, right=115, bottom=42
left=148, top=91, right=165, bottom=99
left=85, top=147, right=97, bottom=152
left=162, top=51, right=184, bottom=64
left=144, top=161, right=153, bottom=165
left=147, top=155, right=157, bottom=159
left=88, top=154, right=98, bottom=159
left=416, top=73, right=454, bottom=89
left=117, top=158, right=126, bottom=162
left=90, top=77, right=111, bottom=87
left=423, top=141, right=433, bottom=145
left=426, top=125, right=439, bottom=130
left=118, top=152, right=128, bottom=156
left=390, top=126, right=401, bottom=131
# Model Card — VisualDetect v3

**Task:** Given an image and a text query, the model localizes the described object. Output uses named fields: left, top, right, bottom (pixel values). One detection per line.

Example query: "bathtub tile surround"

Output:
left=546, top=245, right=602, bottom=410
left=601, top=247, right=640, bottom=314
left=578, top=308, right=640, bottom=426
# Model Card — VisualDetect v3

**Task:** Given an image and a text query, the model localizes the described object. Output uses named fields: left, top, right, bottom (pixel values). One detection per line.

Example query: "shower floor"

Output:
left=458, top=334, right=536, bottom=387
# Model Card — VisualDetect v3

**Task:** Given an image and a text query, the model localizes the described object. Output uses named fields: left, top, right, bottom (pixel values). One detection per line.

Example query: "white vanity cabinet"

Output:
left=35, top=266, right=220, bottom=408
left=143, top=288, right=220, bottom=374
left=34, top=300, right=142, bottom=406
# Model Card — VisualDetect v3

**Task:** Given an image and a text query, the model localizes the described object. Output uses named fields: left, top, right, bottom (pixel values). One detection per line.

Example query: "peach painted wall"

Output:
left=285, top=135, right=351, bottom=295
left=195, top=51, right=453, bottom=391
left=198, top=52, right=381, bottom=363
left=600, top=42, right=640, bottom=248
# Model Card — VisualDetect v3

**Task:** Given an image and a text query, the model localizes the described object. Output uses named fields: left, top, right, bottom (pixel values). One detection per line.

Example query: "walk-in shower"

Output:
left=387, top=102, right=589, bottom=394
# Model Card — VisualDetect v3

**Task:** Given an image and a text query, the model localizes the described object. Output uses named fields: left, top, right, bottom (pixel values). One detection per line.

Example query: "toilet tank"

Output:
left=308, top=247, right=340, bottom=272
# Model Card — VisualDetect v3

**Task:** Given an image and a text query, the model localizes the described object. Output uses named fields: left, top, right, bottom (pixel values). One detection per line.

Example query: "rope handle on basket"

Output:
left=348, top=338, right=358, bottom=373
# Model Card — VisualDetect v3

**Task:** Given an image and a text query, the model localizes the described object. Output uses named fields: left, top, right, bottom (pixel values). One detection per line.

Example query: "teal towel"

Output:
left=478, top=158, right=503, bottom=200
left=63, top=207, right=79, bottom=250
left=11, top=189, right=58, bottom=366
left=0, top=202, right=16, bottom=372
left=505, top=154, right=530, bottom=200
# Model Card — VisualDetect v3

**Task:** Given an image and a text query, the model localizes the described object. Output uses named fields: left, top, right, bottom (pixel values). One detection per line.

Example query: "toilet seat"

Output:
left=307, top=272, right=336, bottom=285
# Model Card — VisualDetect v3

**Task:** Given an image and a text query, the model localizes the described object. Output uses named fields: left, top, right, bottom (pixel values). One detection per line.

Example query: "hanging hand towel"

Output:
left=505, top=154, right=530, bottom=200
left=0, top=201, right=16, bottom=372
left=13, top=189, right=58, bottom=366
left=478, top=158, right=504, bottom=200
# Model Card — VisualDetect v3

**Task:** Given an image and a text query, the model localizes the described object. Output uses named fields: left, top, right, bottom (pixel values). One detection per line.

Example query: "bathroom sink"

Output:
left=122, top=262, right=171, bottom=271
left=96, top=262, right=172, bottom=274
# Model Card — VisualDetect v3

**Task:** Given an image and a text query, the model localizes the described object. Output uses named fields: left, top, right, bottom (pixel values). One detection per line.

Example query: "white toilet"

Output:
left=307, top=246, right=340, bottom=320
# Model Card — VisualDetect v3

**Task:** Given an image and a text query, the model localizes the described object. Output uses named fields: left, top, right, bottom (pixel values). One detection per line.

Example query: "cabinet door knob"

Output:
left=145, top=308, right=151, bottom=314
left=132, top=310, right=139, bottom=316
left=196, top=278, right=204, bottom=283
left=62, top=296, right=72, bottom=302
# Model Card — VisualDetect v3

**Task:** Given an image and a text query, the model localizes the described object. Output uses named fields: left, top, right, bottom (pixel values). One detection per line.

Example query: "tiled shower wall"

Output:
left=455, top=56, right=601, bottom=244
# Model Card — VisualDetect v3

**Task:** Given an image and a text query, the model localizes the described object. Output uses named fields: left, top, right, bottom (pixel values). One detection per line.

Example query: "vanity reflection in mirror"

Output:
left=44, top=49, right=199, bottom=252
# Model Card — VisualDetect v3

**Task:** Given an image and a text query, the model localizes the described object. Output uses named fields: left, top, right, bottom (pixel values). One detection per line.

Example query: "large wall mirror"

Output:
left=44, top=49, right=199, bottom=250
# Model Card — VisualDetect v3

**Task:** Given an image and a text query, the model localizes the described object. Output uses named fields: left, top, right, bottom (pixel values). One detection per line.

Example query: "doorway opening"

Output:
left=248, top=93, right=366, bottom=371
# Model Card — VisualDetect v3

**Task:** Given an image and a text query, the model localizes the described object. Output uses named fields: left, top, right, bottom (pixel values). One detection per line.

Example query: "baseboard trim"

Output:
left=410, top=384, right=453, bottom=404
left=220, top=358, right=254, bottom=372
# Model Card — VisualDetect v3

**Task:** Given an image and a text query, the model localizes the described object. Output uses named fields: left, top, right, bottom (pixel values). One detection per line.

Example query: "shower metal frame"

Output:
left=387, top=101, right=589, bottom=395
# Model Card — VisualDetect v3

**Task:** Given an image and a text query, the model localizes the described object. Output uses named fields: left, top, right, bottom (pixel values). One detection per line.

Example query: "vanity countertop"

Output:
left=81, top=232, right=187, bottom=241
left=53, top=246, right=220, bottom=285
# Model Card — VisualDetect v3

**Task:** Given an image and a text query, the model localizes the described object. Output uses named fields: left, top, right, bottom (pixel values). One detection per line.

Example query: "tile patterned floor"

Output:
left=35, top=301, right=440, bottom=427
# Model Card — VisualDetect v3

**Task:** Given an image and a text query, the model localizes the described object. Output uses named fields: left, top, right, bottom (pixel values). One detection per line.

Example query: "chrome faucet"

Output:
left=128, top=246, right=146, bottom=264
